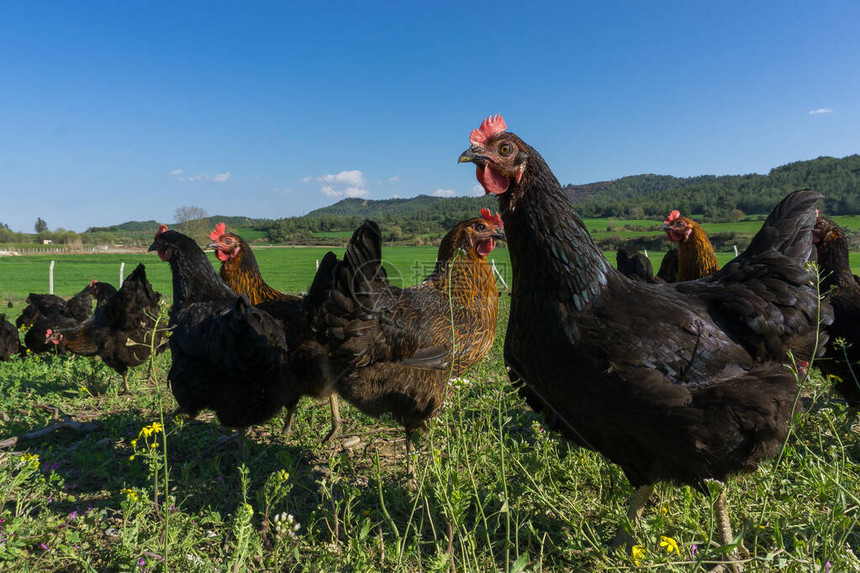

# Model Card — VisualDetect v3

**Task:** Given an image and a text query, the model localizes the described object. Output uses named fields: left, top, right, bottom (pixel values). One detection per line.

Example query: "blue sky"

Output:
left=1, top=1, right=858, bottom=232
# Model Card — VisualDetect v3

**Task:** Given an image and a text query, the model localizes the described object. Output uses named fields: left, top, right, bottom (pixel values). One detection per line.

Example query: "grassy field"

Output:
left=0, top=293, right=858, bottom=571
left=0, top=248, right=514, bottom=319
left=0, top=239, right=859, bottom=570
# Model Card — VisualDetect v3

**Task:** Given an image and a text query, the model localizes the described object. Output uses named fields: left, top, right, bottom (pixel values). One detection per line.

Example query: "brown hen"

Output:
left=660, top=210, right=720, bottom=281
left=321, top=211, right=504, bottom=476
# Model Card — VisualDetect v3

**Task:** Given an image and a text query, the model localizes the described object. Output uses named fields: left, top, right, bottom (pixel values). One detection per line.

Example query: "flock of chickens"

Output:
left=1, top=115, right=858, bottom=566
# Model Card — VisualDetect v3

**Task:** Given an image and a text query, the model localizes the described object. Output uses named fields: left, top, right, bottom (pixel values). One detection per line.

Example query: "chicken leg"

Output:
left=610, top=484, right=654, bottom=549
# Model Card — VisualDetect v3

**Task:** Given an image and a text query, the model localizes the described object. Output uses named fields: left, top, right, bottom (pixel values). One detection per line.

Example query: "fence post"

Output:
left=733, top=245, right=739, bottom=257
left=491, top=259, right=509, bottom=290
left=315, top=259, right=319, bottom=271
left=49, top=260, right=55, bottom=294
left=119, top=262, right=125, bottom=287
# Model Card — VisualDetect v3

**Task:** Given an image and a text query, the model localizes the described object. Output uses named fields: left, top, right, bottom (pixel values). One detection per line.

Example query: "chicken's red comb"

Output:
left=209, top=222, right=226, bottom=242
left=480, top=208, right=504, bottom=228
left=155, top=224, right=168, bottom=238
left=89, top=279, right=98, bottom=288
left=664, top=210, right=681, bottom=224
left=470, top=114, right=507, bottom=146
left=815, top=209, right=820, bottom=217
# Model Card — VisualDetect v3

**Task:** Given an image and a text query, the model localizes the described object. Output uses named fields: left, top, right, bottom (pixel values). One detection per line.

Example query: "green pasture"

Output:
left=3, top=244, right=859, bottom=319
left=0, top=294, right=857, bottom=571
left=0, top=247, right=515, bottom=317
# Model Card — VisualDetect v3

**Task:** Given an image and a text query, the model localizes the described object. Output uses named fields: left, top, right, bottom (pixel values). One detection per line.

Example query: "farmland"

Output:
left=0, top=240, right=858, bottom=571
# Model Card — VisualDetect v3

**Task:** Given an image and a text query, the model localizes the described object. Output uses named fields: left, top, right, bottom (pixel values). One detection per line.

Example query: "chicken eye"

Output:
left=499, top=142, right=513, bottom=156
left=475, top=223, right=486, bottom=231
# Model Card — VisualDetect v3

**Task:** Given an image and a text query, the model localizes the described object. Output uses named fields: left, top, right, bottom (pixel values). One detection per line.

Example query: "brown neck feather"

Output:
left=676, top=222, right=720, bottom=281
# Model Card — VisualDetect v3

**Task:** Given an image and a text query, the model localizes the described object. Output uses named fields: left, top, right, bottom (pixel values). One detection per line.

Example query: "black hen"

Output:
left=616, top=247, right=656, bottom=283
left=655, top=248, right=679, bottom=283
left=812, top=215, right=860, bottom=411
left=48, top=265, right=166, bottom=393
left=0, top=315, right=19, bottom=360
left=459, top=115, right=830, bottom=555
left=17, top=283, right=96, bottom=354
left=149, top=226, right=297, bottom=430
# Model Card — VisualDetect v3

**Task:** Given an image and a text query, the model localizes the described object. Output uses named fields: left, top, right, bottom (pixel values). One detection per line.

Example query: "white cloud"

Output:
left=312, top=170, right=369, bottom=198
left=386, top=176, right=399, bottom=183
left=809, top=108, right=833, bottom=115
left=272, top=187, right=293, bottom=195
left=322, top=170, right=367, bottom=188
left=168, top=169, right=231, bottom=183
left=470, top=184, right=486, bottom=196
left=301, top=176, right=314, bottom=183
left=433, top=189, right=456, bottom=197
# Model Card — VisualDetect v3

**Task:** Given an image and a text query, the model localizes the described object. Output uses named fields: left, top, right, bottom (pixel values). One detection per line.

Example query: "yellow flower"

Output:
left=631, top=544, right=646, bottom=566
left=660, top=506, right=668, bottom=515
left=150, top=442, right=158, bottom=449
left=660, top=536, right=680, bottom=555
left=129, top=455, right=135, bottom=461
left=277, top=469, right=289, bottom=482
left=130, top=439, right=138, bottom=448
left=138, top=422, right=163, bottom=438
left=121, top=488, right=138, bottom=502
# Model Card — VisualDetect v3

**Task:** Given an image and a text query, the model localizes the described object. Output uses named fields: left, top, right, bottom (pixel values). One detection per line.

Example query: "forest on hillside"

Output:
left=4, top=154, right=856, bottom=248
left=264, top=154, right=859, bottom=241
left=572, top=154, right=860, bottom=219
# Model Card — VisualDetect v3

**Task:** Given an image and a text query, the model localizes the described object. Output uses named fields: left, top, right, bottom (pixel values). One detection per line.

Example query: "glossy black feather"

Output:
left=0, top=314, right=19, bottom=360
left=472, top=130, right=830, bottom=490
left=150, top=229, right=297, bottom=428
left=16, top=284, right=96, bottom=354
left=51, top=264, right=166, bottom=379
left=616, top=247, right=657, bottom=283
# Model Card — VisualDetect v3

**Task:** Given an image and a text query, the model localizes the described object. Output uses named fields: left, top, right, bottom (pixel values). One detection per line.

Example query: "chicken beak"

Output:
left=491, top=229, right=506, bottom=241
left=458, top=148, right=477, bottom=164
left=204, top=241, right=219, bottom=251
left=659, top=223, right=671, bottom=232
left=147, top=242, right=158, bottom=252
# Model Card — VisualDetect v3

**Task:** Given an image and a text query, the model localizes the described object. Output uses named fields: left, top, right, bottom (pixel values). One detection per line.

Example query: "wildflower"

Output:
left=660, top=536, right=680, bottom=555
left=826, top=561, right=831, bottom=573
left=138, top=556, right=146, bottom=572
left=129, top=455, right=135, bottom=461
left=40, top=542, right=50, bottom=552
left=660, top=506, right=668, bottom=515
left=691, top=544, right=697, bottom=558
left=121, top=488, right=139, bottom=502
left=139, top=423, right=161, bottom=438
left=631, top=544, right=646, bottom=566
left=273, top=512, right=301, bottom=540
left=277, top=469, right=289, bottom=483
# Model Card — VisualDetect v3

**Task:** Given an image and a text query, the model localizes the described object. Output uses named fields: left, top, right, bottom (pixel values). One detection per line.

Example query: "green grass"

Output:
left=0, top=294, right=858, bottom=571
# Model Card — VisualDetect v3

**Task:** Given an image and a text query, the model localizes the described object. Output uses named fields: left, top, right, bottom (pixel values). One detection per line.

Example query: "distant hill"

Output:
left=87, top=215, right=270, bottom=234
left=82, top=154, right=859, bottom=242
left=304, top=195, right=496, bottom=219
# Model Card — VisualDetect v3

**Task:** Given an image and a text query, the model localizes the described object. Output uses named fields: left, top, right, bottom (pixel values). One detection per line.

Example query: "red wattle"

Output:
left=477, top=239, right=495, bottom=257
left=476, top=165, right=509, bottom=195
